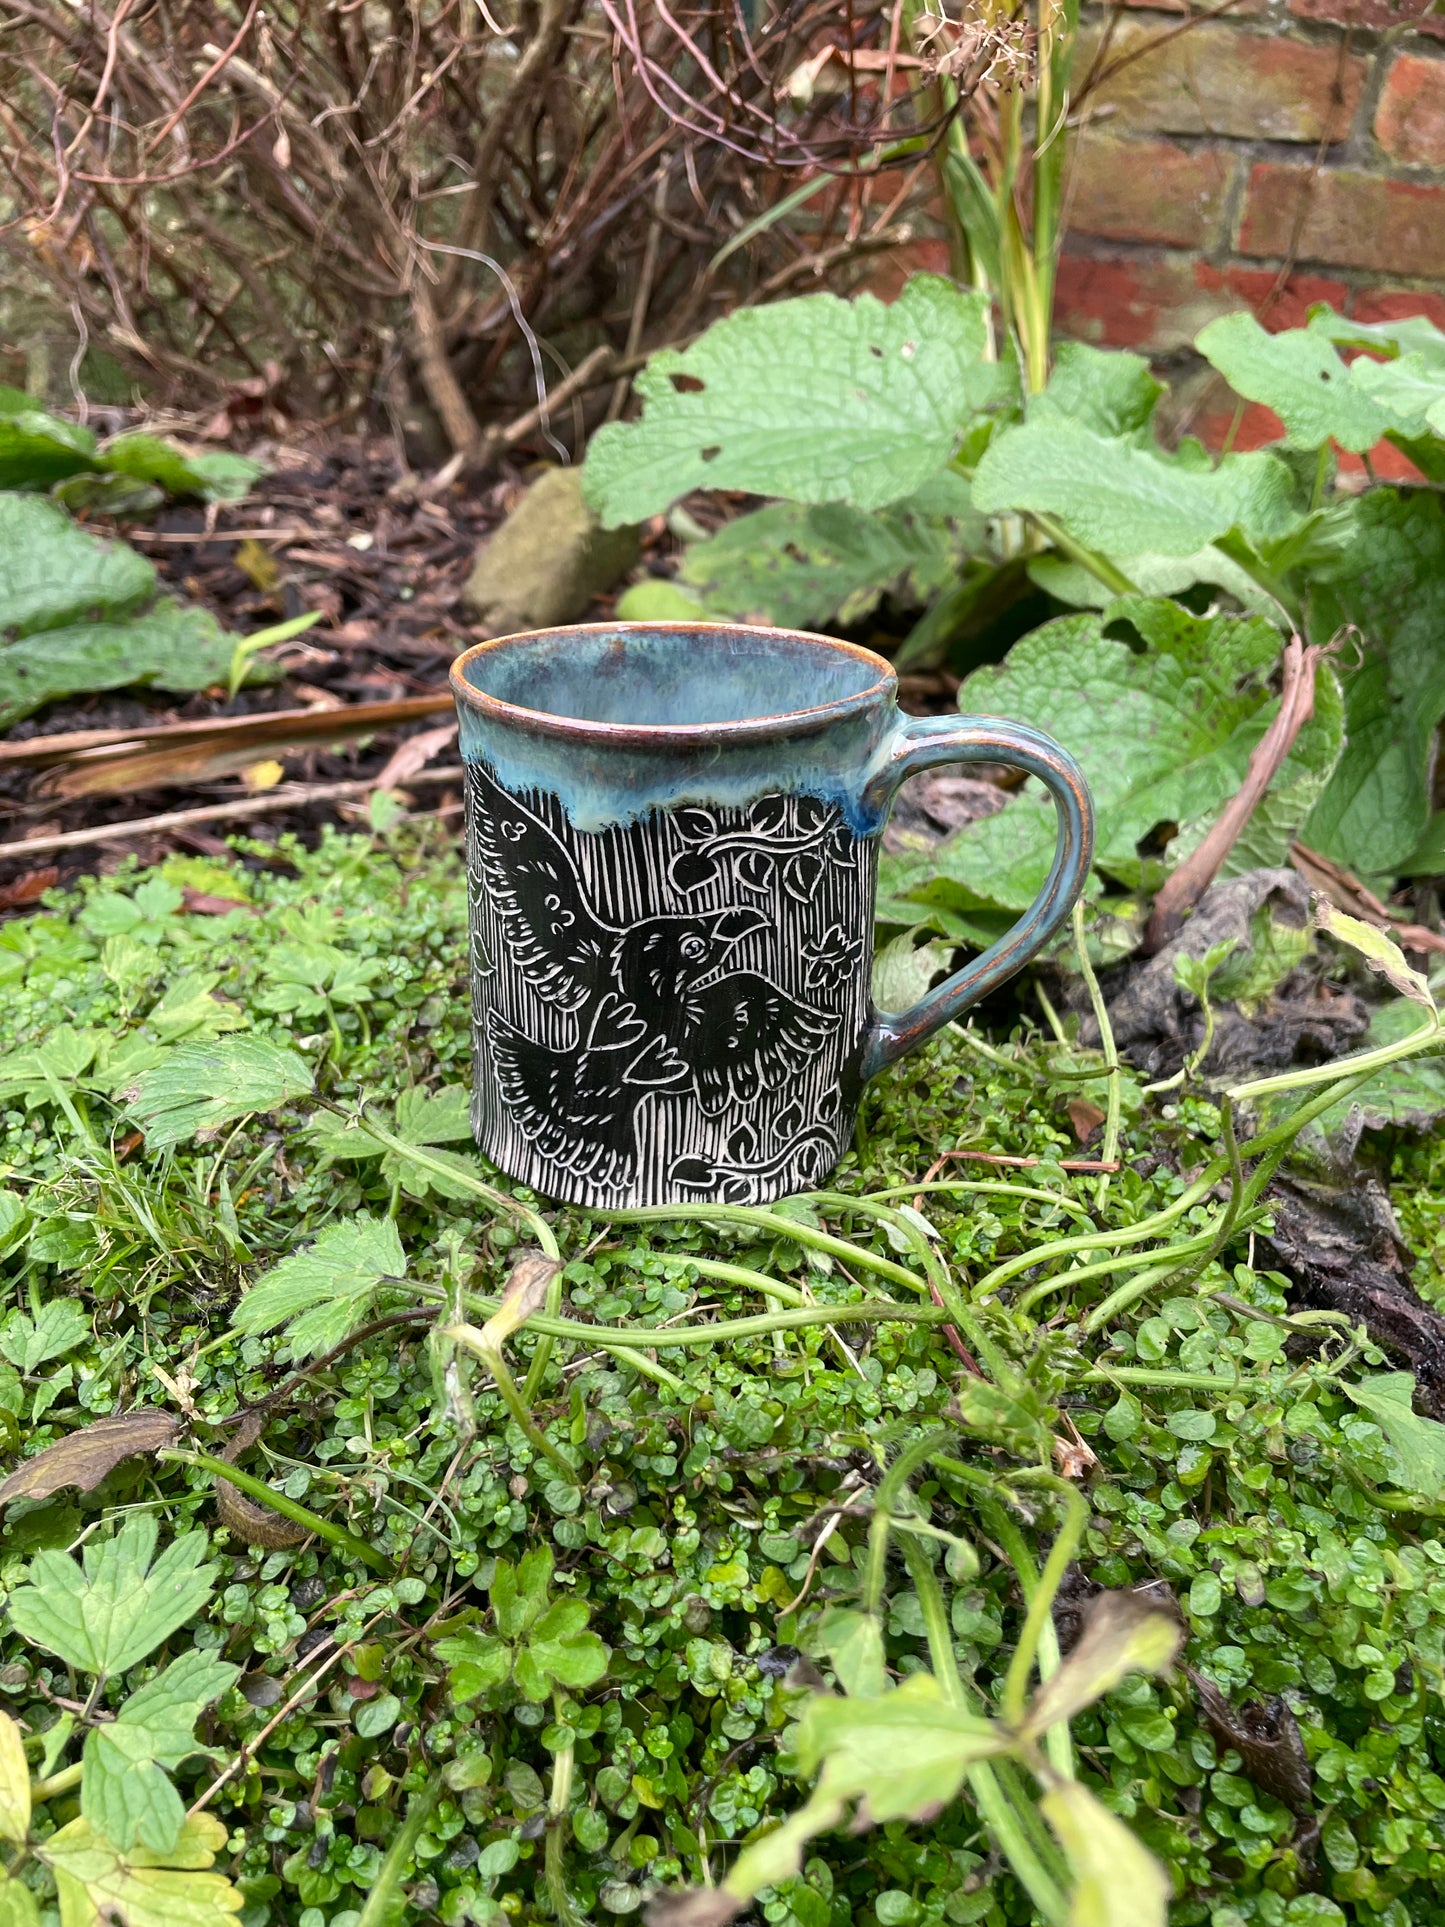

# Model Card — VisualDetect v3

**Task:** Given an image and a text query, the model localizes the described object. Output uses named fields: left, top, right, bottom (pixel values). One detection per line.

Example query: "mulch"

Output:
left=0, top=432, right=972, bottom=898
left=0, top=435, right=516, bottom=889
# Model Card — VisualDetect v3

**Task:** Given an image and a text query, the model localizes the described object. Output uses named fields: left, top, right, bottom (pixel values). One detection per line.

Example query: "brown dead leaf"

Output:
left=1190, top=1669, right=1314, bottom=1818
left=1052, top=1413, right=1100, bottom=1480
left=0, top=1410, right=180, bottom=1507
left=1066, top=1097, right=1107, bottom=1144
left=375, top=721, right=459, bottom=791
left=481, top=1251, right=562, bottom=1348
left=181, top=887, right=257, bottom=917
left=0, top=867, right=58, bottom=909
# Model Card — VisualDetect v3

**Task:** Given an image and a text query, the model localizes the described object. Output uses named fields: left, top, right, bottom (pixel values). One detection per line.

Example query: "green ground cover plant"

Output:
left=0, top=401, right=309, bottom=724
left=2, top=825, right=1445, bottom=1926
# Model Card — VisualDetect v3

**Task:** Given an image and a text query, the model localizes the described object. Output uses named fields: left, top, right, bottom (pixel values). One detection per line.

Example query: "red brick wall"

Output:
left=1056, top=0, right=1445, bottom=432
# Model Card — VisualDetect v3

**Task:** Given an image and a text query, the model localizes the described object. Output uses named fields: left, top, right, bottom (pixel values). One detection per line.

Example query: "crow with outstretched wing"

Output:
left=470, top=763, right=839, bottom=1182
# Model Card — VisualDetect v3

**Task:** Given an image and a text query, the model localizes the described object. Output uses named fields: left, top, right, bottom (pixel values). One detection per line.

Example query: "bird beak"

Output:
left=709, top=907, right=768, bottom=950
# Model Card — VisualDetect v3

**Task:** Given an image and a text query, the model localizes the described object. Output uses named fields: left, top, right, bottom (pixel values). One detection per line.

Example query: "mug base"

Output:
left=472, top=1102, right=850, bottom=1211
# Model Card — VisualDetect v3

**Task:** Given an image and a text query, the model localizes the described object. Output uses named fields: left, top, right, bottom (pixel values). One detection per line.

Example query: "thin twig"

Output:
left=0, top=766, right=466, bottom=863
left=1143, top=634, right=1323, bottom=955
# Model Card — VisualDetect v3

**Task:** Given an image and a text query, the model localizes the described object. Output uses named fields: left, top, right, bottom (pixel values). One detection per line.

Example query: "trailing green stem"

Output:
left=161, top=1448, right=389, bottom=1572
left=355, top=1778, right=442, bottom=1927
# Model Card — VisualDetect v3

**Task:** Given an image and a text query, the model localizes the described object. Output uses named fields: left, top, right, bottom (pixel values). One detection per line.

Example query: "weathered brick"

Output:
left=864, top=237, right=950, bottom=303
left=1239, top=163, right=1445, bottom=276
left=1068, top=133, right=1235, bottom=248
left=1287, top=0, right=1445, bottom=34
left=1375, top=51, right=1445, bottom=165
left=1055, top=250, right=1349, bottom=352
left=1349, top=286, right=1445, bottom=328
left=1054, top=252, right=1234, bottom=352
left=1192, top=262, right=1350, bottom=330
left=1190, top=397, right=1289, bottom=451
left=1077, top=19, right=1367, bottom=142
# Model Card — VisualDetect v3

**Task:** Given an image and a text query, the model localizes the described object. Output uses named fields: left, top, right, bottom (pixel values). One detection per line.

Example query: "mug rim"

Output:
left=450, top=621, right=896, bottom=748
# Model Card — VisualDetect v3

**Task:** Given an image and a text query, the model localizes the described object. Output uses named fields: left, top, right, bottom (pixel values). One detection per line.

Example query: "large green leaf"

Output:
left=0, top=494, right=154, bottom=636
left=9, top=1515, right=220, bottom=1678
left=82, top=1648, right=239, bottom=1852
left=1303, top=488, right=1445, bottom=874
left=972, top=343, right=1294, bottom=557
left=0, top=399, right=99, bottom=491
left=882, top=600, right=1338, bottom=914
left=230, top=1214, right=407, bottom=1359
left=1028, top=545, right=1284, bottom=621
left=123, top=1037, right=314, bottom=1150
left=1196, top=312, right=1399, bottom=452
left=973, top=416, right=1294, bottom=557
left=1311, top=999, right=1445, bottom=1135
left=678, top=473, right=984, bottom=629
left=583, top=277, right=1014, bottom=525
left=0, top=598, right=246, bottom=728
left=98, top=436, right=262, bottom=503
left=38, top=1811, right=243, bottom=1927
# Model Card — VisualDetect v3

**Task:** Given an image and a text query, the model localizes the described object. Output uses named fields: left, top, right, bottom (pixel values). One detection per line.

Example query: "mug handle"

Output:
left=861, top=713, right=1096, bottom=1081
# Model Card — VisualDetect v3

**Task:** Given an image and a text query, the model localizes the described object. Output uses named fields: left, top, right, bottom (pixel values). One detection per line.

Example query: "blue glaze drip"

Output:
left=453, top=625, right=898, bottom=836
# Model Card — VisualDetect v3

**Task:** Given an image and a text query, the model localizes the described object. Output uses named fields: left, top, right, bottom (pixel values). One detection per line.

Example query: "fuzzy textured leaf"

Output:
left=38, top=1811, right=243, bottom=1927
left=123, top=1037, right=313, bottom=1150
left=230, top=1214, right=407, bottom=1359
left=9, top=1515, right=219, bottom=1678
left=0, top=599, right=257, bottom=730
left=98, top=437, right=262, bottom=503
left=0, top=495, right=153, bottom=637
left=973, top=416, right=1293, bottom=557
left=1196, top=312, right=1398, bottom=452
left=82, top=1649, right=239, bottom=1851
left=583, top=278, right=1013, bottom=524
left=883, top=600, right=1338, bottom=913
left=678, top=475, right=984, bottom=630
left=1303, top=488, right=1445, bottom=874
left=0, top=403, right=98, bottom=491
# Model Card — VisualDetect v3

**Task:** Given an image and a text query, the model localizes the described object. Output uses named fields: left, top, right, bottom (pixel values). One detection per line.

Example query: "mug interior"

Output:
left=456, top=623, right=890, bottom=730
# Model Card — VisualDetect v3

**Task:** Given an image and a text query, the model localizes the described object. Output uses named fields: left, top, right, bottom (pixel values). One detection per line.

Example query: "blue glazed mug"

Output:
left=450, top=622, right=1094, bottom=1208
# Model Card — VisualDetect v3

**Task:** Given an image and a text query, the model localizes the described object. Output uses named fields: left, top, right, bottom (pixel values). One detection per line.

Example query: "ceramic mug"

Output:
left=450, top=622, right=1094, bottom=1209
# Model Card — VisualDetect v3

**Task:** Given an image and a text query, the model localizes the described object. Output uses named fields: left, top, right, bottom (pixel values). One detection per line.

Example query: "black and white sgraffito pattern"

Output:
left=464, top=761, right=875, bottom=1207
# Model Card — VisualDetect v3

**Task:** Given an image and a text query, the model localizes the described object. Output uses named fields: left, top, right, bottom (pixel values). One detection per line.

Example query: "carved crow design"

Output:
left=470, top=766, right=837, bottom=1186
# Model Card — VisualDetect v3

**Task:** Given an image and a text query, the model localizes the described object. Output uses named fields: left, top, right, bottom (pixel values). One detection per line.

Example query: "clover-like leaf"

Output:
left=9, top=1515, right=220, bottom=1679
left=82, top=1648, right=240, bottom=1851
left=38, top=1811, right=243, bottom=1927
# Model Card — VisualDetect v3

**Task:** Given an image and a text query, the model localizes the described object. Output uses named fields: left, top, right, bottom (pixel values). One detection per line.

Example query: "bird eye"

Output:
left=680, top=934, right=707, bottom=961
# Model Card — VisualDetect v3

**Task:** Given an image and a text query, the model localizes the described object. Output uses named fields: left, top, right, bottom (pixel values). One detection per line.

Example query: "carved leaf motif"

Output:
left=733, top=850, right=774, bottom=894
